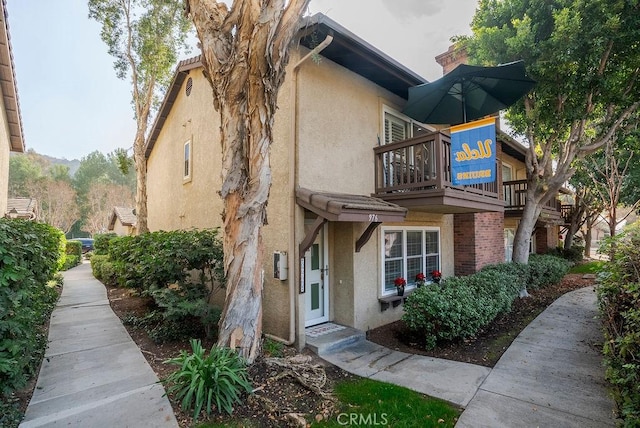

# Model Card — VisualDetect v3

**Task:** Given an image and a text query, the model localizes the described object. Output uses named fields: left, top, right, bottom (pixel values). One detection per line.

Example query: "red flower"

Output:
left=431, top=270, right=442, bottom=279
left=415, top=273, right=426, bottom=281
left=394, top=277, right=407, bottom=287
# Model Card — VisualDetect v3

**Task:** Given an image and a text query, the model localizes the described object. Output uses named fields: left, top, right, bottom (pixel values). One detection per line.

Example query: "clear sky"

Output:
left=6, top=0, right=478, bottom=161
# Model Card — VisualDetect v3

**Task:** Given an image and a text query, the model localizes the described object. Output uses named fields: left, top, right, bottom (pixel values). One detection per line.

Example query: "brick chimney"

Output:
left=435, top=43, right=468, bottom=75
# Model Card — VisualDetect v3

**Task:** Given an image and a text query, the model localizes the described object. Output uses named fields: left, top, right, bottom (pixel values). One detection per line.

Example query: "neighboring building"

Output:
left=108, top=206, right=137, bottom=236
left=6, top=197, right=37, bottom=220
left=145, top=14, right=567, bottom=349
left=0, top=0, right=25, bottom=216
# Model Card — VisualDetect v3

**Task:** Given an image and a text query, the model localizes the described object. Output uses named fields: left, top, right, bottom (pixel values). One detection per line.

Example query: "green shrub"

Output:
left=527, top=254, right=570, bottom=289
left=0, top=219, right=63, bottom=399
left=402, top=268, right=521, bottom=349
left=93, top=232, right=118, bottom=255
left=107, top=229, right=224, bottom=291
left=163, top=339, right=252, bottom=419
left=62, top=254, right=80, bottom=271
left=65, top=239, right=82, bottom=259
left=598, top=224, right=640, bottom=424
left=547, top=246, right=584, bottom=263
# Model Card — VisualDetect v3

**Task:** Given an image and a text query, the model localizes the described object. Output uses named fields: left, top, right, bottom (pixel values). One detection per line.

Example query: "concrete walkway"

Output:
left=20, top=263, right=177, bottom=428
left=457, top=285, right=616, bottom=427
left=314, top=285, right=617, bottom=427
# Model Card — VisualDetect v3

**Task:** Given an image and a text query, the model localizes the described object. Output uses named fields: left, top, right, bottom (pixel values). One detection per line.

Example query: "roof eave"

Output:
left=0, top=0, right=24, bottom=153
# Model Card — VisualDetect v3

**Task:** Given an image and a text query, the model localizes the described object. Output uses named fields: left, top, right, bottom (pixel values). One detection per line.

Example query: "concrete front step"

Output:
left=305, top=323, right=365, bottom=355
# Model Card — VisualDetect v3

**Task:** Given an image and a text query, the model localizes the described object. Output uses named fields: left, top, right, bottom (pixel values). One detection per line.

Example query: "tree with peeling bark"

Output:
left=88, top=0, right=192, bottom=234
left=184, top=0, right=310, bottom=363
left=466, top=0, right=640, bottom=295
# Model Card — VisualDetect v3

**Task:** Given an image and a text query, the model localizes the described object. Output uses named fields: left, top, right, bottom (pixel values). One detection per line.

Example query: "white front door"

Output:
left=304, top=225, right=329, bottom=327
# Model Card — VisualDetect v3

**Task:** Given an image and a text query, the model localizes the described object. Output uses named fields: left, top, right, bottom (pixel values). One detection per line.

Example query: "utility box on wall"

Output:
left=273, top=251, right=288, bottom=280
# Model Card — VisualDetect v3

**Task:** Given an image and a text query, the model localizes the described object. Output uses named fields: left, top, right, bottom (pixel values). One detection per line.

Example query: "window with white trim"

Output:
left=183, top=140, right=192, bottom=182
left=383, top=109, right=429, bottom=145
left=504, top=228, right=515, bottom=262
left=382, top=227, right=440, bottom=294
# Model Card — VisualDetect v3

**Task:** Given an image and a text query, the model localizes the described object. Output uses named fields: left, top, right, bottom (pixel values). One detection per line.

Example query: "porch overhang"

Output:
left=296, top=188, right=407, bottom=254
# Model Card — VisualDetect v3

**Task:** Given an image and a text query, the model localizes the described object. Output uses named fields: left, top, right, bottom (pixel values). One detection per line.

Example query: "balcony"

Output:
left=373, top=131, right=504, bottom=213
left=503, top=180, right=569, bottom=223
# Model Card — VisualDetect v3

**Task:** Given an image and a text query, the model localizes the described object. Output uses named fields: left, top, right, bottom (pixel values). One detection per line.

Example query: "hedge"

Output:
left=91, top=229, right=225, bottom=342
left=403, top=255, right=570, bottom=350
left=598, top=224, right=640, bottom=425
left=0, top=219, right=64, bottom=425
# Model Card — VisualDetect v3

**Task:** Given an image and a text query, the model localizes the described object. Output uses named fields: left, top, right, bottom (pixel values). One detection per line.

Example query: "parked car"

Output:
left=69, top=238, right=94, bottom=254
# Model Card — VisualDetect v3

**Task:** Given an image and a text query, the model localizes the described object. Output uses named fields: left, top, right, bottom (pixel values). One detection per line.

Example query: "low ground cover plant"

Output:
left=403, top=256, right=570, bottom=349
left=0, top=219, right=64, bottom=427
left=598, top=225, right=640, bottom=425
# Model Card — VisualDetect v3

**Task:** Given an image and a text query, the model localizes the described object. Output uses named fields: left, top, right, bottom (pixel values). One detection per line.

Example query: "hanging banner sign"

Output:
left=450, top=117, right=496, bottom=185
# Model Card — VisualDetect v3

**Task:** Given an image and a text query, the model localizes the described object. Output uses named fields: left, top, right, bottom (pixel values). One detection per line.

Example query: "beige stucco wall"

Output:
left=0, top=101, right=11, bottom=215
left=147, top=70, right=223, bottom=232
left=147, top=46, right=457, bottom=343
left=111, top=220, right=133, bottom=236
left=501, top=152, right=527, bottom=180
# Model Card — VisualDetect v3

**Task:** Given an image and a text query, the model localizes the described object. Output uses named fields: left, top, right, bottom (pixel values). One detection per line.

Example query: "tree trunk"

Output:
left=513, top=184, right=545, bottom=297
left=187, top=0, right=310, bottom=364
left=133, top=129, right=149, bottom=234
left=584, top=222, right=593, bottom=258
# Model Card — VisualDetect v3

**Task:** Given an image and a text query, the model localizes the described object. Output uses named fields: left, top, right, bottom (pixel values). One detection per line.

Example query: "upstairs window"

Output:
left=183, top=140, right=192, bottom=182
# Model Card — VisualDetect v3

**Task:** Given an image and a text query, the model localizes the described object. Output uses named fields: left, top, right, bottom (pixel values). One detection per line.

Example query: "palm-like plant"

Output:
left=163, top=339, right=252, bottom=419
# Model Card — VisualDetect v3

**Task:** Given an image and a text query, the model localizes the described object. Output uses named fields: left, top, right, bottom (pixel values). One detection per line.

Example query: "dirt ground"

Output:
left=17, top=273, right=595, bottom=427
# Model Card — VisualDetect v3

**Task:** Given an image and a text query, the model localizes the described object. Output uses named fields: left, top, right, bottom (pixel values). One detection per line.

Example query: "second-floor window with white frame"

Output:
left=382, top=227, right=440, bottom=294
left=383, top=109, right=430, bottom=145
left=183, top=140, right=192, bottom=182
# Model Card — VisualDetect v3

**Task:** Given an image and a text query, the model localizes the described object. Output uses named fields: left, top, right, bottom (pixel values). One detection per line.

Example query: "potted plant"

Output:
left=415, top=272, right=426, bottom=288
left=394, top=277, right=407, bottom=296
left=431, top=270, right=442, bottom=284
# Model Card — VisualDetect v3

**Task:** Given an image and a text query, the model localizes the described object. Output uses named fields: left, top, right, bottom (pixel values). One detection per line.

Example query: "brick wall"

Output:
left=535, top=225, right=559, bottom=253
left=454, top=212, right=505, bottom=276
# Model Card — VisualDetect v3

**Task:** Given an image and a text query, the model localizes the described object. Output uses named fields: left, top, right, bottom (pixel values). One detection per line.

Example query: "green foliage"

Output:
left=62, top=255, right=80, bottom=271
left=262, top=338, right=284, bottom=358
left=403, top=257, right=569, bottom=349
left=598, top=223, right=640, bottom=424
left=163, top=340, right=252, bottom=419
left=0, top=219, right=63, bottom=399
left=569, top=261, right=605, bottom=274
left=527, top=254, right=571, bottom=289
left=65, top=239, right=82, bottom=258
left=312, top=378, right=460, bottom=428
left=547, top=246, right=584, bottom=263
left=93, top=232, right=118, bottom=255
left=92, top=229, right=224, bottom=342
left=63, top=239, right=82, bottom=270
left=107, top=229, right=224, bottom=291
left=403, top=268, right=522, bottom=349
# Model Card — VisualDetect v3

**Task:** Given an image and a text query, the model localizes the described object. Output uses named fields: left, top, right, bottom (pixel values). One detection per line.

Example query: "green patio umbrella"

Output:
left=402, top=60, right=536, bottom=125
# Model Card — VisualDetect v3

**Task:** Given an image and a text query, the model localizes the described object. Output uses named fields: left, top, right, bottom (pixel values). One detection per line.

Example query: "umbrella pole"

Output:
left=461, top=79, right=467, bottom=123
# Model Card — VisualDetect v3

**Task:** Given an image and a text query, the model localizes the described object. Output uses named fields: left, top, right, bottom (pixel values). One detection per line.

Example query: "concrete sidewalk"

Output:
left=314, top=285, right=616, bottom=427
left=20, top=263, right=177, bottom=428
left=457, top=285, right=616, bottom=427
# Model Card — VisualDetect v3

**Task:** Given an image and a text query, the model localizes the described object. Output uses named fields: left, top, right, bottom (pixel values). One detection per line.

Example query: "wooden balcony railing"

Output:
left=374, top=131, right=499, bottom=198
left=503, top=179, right=562, bottom=213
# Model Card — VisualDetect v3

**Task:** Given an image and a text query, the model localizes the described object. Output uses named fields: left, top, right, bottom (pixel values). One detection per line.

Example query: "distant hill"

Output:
left=39, top=154, right=81, bottom=176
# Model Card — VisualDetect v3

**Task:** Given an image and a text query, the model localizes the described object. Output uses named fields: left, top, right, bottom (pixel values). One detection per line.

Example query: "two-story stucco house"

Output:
left=145, top=14, right=566, bottom=349
left=0, top=0, right=25, bottom=216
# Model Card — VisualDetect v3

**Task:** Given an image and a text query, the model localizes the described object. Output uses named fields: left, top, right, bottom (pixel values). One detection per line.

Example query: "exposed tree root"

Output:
left=264, top=355, right=335, bottom=400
